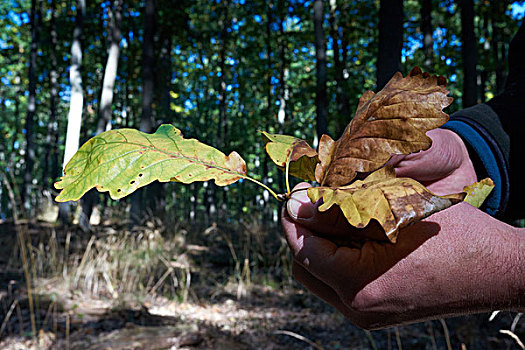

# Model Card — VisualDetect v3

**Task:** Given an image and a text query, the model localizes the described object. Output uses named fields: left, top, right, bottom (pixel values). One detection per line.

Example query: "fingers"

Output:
left=282, top=206, right=361, bottom=288
left=286, top=183, right=359, bottom=237
left=394, top=129, right=464, bottom=181
left=292, top=261, right=352, bottom=317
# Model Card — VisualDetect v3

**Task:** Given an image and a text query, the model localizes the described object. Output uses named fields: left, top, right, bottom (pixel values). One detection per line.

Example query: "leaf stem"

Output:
left=242, top=176, right=284, bottom=202
left=288, top=187, right=309, bottom=197
left=285, top=157, right=291, bottom=195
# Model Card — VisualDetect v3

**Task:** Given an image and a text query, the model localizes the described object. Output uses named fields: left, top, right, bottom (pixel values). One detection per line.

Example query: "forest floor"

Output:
left=0, top=220, right=523, bottom=350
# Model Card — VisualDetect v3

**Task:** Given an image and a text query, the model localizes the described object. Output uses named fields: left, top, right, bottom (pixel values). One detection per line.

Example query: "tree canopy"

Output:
left=1, top=0, right=524, bottom=225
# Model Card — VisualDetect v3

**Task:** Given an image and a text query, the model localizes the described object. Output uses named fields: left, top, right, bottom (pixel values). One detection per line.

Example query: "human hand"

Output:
left=283, top=183, right=524, bottom=329
left=389, top=128, right=477, bottom=195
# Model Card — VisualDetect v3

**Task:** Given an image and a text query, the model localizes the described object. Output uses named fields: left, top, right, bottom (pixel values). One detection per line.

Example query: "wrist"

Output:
left=435, top=207, right=525, bottom=314
left=494, top=226, right=525, bottom=311
left=352, top=204, right=523, bottom=328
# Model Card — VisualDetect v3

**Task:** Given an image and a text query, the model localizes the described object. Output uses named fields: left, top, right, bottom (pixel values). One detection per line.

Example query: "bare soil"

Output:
left=0, top=221, right=523, bottom=350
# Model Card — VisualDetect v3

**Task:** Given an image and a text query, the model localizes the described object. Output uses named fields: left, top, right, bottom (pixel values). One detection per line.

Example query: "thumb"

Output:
left=285, top=183, right=357, bottom=237
left=286, top=182, right=316, bottom=221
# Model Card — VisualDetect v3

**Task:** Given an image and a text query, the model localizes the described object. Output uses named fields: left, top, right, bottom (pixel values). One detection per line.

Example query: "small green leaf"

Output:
left=463, top=178, right=494, bottom=208
left=261, top=131, right=318, bottom=181
left=55, top=124, right=247, bottom=202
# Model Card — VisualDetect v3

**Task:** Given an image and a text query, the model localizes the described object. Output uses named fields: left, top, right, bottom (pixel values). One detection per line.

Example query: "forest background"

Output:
left=0, top=0, right=524, bottom=349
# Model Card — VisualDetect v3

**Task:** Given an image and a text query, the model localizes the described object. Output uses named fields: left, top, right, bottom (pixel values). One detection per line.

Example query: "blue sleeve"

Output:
left=442, top=120, right=504, bottom=216
left=441, top=104, right=510, bottom=218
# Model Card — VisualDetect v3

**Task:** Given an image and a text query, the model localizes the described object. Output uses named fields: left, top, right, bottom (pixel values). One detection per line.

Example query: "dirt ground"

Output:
left=0, top=221, right=523, bottom=350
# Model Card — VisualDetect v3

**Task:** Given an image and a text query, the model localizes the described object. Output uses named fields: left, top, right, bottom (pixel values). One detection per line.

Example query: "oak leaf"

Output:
left=463, top=178, right=495, bottom=208
left=55, top=124, right=247, bottom=202
left=307, top=166, right=465, bottom=242
left=315, top=67, right=453, bottom=187
left=261, top=131, right=318, bottom=181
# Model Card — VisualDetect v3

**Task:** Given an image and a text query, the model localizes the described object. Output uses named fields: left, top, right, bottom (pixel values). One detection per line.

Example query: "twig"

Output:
left=66, top=313, right=70, bottom=350
left=0, top=172, right=19, bottom=224
left=439, top=318, right=452, bottom=350
left=149, top=266, right=173, bottom=296
left=394, top=327, right=403, bottom=350
left=16, top=225, right=37, bottom=338
left=0, top=299, right=18, bottom=338
left=500, top=329, right=525, bottom=349
left=511, top=313, right=523, bottom=332
left=274, top=330, right=324, bottom=350
left=489, top=310, right=500, bottom=321
left=425, top=321, right=438, bottom=350
left=41, top=299, right=56, bottom=332
left=16, top=301, right=23, bottom=336
left=364, top=330, right=378, bottom=350
left=73, top=235, right=96, bottom=285
left=63, top=231, right=71, bottom=278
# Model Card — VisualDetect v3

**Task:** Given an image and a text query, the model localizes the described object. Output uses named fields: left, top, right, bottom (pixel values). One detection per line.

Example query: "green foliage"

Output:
left=0, top=0, right=521, bottom=223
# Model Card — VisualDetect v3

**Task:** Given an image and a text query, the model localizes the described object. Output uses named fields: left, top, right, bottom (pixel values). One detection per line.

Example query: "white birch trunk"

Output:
left=62, top=0, right=85, bottom=170
left=98, top=0, right=122, bottom=133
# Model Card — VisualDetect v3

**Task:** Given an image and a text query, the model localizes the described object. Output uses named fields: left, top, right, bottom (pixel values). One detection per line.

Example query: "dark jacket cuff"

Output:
left=441, top=104, right=510, bottom=217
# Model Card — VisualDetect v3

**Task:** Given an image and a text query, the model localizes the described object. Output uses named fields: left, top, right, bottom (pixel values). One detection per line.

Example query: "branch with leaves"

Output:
left=55, top=67, right=493, bottom=242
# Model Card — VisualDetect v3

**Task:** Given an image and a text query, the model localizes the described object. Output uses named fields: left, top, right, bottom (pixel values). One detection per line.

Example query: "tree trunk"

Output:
left=81, top=0, right=123, bottom=226
left=376, top=0, right=403, bottom=90
left=260, top=0, right=274, bottom=223
left=63, top=0, right=86, bottom=170
left=329, top=0, right=350, bottom=134
left=313, top=0, right=328, bottom=141
left=96, top=0, right=123, bottom=133
left=42, top=0, right=59, bottom=189
left=460, top=0, right=478, bottom=107
left=278, top=0, right=288, bottom=134
left=421, top=0, right=433, bottom=70
left=491, top=0, right=508, bottom=94
left=159, top=34, right=173, bottom=122
left=479, top=10, right=490, bottom=102
left=217, top=0, right=229, bottom=218
left=124, top=27, right=133, bottom=127
left=216, top=0, right=228, bottom=149
left=140, top=0, right=156, bottom=133
left=130, top=0, right=156, bottom=224
left=196, top=47, right=214, bottom=223
left=59, top=0, right=86, bottom=224
left=22, top=0, right=40, bottom=211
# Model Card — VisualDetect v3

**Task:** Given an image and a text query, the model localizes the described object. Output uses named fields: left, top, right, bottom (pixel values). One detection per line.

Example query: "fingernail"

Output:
left=287, top=191, right=315, bottom=220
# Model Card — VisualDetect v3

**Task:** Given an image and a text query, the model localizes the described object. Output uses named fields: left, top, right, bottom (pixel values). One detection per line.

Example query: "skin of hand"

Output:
left=388, top=128, right=477, bottom=195
left=282, top=129, right=523, bottom=329
left=283, top=186, right=525, bottom=330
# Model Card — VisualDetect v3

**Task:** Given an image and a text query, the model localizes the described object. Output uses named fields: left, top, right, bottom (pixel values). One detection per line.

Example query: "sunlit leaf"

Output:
left=315, top=67, right=453, bottom=187
left=261, top=131, right=318, bottom=181
left=463, top=178, right=495, bottom=208
left=55, top=124, right=247, bottom=202
left=307, top=166, right=464, bottom=242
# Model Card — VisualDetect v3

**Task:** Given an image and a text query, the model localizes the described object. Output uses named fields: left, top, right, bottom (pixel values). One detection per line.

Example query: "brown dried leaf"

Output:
left=315, top=67, right=453, bottom=186
left=307, top=166, right=464, bottom=242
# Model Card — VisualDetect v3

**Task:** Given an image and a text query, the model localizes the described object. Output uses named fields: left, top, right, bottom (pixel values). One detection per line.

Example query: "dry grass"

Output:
left=0, top=214, right=523, bottom=349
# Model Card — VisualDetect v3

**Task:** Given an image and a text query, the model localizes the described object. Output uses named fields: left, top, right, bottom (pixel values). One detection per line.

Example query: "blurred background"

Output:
left=0, top=0, right=524, bottom=349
